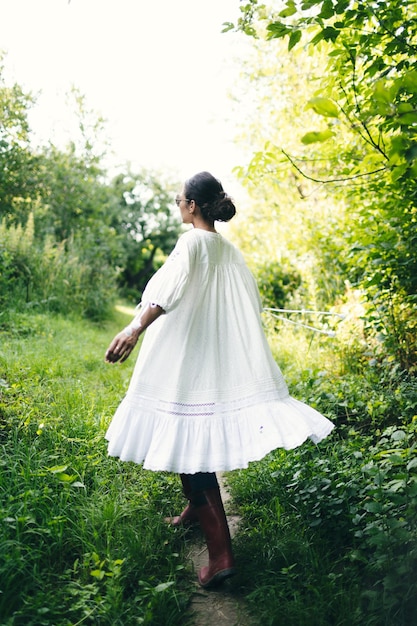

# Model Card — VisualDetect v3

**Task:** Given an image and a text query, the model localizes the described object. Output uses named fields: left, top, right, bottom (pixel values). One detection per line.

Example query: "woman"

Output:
left=105, top=171, right=334, bottom=589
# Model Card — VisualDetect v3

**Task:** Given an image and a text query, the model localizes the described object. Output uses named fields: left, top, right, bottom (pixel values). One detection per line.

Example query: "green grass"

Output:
left=1, top=310, right=416, bottom=626
left=0, top=308, right=191, bottom=626
left=227, top=325, right=417, bottom=626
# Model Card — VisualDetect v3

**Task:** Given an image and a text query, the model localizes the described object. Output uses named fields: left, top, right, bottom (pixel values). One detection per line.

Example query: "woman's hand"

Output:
left=105, top=329, right=139, bottom=363
left=105, top=303, right=164, bottom=364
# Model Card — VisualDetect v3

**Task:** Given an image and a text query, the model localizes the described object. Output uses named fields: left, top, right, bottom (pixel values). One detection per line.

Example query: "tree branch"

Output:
left=367, top=1, right=417, bottom=54
left=281, top=150, right=387, bottom=184
left=348, top=50, right=389, bottom=160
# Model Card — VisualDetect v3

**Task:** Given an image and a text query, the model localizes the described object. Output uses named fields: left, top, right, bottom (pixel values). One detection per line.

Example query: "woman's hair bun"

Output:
left=209, top=191, right=236, bottom=222
left=184, top=171, right=237, bottom=223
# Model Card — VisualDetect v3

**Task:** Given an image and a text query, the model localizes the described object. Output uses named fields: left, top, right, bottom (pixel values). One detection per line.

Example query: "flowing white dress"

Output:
left=105, top=228, right=334, bottom=473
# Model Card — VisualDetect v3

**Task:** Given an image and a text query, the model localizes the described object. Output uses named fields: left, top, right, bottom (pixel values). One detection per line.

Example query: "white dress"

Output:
left=105, top=228, right=334, bottom=473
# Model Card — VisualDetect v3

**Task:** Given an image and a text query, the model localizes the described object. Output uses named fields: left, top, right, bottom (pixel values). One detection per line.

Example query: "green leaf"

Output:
left=301, top=0, right=323, bottom=9
left=288, top=30, right=302, bottom=50
left=310, top=30, right=325, bottom=45
left=301, top=129, right=335, bottom=144
left=386, top=453, right=404, bottom=464
left=57, top=473, right=77, bottom=483
left=401, top=69, right=417, bottom=93
left=397, top=103, right=414, bottom=114
left=306, top=97, right=339, bottom=117
left=391, top=163, right=408, bottom=182
left=373, top=80, right=392, bottom=104
left=221, top=22, right=235, bottom=33
left=319, top=0, right=334, bottom=19
left=154, top=581, right=175, bottom=593
left=386, top=479, right=406, bottom=492
left=47, top=464, right=68, bottom=474
left=322, top=26, right=340, bottom=42
left=267, top=21, right=292, bottom=39
left=328, top=48, right=345, bottom=57
left=391, top=429, right=406, bottom=441
left=280, top=0, right=297, bottom=18
left=399, top=113, right=417, bottom=126
left=335, top=0, right=350, bottom=14
left=389, top=134, right=408, bottom=157
left=364, top=501, right=383, bottom=513
left=407, top=457, right=417, bottom=471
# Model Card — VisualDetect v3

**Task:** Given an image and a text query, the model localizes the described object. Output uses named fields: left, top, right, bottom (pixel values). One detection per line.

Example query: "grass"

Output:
left=227, top=324, right=417, bottom=626
left=1, top=310, right=416, bottom=625
left=0, top=308, right=191, bottom=626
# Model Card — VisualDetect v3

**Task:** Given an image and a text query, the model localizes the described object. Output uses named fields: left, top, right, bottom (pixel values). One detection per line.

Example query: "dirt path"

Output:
left=184, top=474, right=256, bottom=626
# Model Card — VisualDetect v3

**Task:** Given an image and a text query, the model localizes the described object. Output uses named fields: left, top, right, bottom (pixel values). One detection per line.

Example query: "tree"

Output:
left=0, top=54, right=40, bottom=224
left=226, top=0, right=417, bottom=367
left=228, top=38, right=351, bottom=309
left=109, top=170, right=182, bottom=299
left=0, top=57, right=182, bottom=316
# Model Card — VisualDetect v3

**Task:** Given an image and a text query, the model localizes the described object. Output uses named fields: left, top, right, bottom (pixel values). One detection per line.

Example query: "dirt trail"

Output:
left=184, top=474, right=256, bottom=626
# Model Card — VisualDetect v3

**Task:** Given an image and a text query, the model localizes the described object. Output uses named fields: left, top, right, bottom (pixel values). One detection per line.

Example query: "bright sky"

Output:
left=0, top=0, right=250, bottom=196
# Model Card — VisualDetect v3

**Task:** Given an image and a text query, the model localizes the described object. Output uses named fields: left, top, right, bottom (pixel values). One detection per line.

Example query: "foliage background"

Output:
left=1, top=1, right=417, bottom=623
left=0, top=59, right=182, bottom=320
left=228, top=0, right=417, bottom=370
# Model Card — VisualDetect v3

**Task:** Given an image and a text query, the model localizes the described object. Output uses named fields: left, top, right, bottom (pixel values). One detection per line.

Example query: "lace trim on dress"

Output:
left=125, top=381, right=290, bottom=418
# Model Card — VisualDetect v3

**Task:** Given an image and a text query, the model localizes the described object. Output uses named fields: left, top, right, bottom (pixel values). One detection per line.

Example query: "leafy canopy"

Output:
left=226, top=0, right=417, bottom=367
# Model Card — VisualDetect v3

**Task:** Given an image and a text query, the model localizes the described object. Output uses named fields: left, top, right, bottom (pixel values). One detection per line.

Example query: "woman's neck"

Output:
left=192, top=216, right=217, bottom=232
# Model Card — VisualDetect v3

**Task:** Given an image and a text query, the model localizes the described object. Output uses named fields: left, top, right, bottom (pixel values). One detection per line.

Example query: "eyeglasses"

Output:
left=175, top=196, right=191, bottom=206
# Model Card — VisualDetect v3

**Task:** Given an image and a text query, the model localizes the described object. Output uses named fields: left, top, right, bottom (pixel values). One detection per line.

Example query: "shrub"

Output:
left=254, top=258, right=301, bottom=309
left=0, top=215, right=118, bottom=320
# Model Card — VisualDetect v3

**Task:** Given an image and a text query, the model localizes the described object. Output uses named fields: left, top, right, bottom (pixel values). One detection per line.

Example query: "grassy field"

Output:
left=1, top=308, right=416, bottom=626
left=0, top=308, right=191, bottom=626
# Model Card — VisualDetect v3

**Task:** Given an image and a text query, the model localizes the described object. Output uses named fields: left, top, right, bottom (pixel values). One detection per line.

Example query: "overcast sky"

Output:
left=0, top=0, right=250, bottom=195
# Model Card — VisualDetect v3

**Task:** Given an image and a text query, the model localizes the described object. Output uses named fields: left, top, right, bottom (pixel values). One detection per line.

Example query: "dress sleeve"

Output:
left=140, top=234, right=193, bottom=312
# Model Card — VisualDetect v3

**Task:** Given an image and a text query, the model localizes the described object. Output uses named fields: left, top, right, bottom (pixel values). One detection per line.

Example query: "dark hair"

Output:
left=184, top=171, right=236, bottom=223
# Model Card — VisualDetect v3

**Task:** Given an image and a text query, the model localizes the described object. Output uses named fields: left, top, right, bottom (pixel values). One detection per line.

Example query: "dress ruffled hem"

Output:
left=105, top=396, right=335, bottom=473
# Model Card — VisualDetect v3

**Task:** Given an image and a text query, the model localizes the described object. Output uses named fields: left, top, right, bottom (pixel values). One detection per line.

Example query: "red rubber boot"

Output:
left=195, top=487, right=236, bottom=588
left=167, top=474, right=199, bottom=527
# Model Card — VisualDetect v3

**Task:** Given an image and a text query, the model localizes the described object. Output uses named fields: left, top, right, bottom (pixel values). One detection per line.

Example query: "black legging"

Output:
left=182, top=472, right=219, bottom=506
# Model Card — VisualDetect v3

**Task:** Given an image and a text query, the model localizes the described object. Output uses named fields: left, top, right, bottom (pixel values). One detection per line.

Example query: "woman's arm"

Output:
left=105, top=303, right=165, bottom=363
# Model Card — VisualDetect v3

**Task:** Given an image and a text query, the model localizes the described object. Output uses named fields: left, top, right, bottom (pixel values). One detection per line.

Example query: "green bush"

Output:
left=0, top=216, right=118, bottom=320
left=227, top=331, right=417, bottom=626
left=229, top=419, right=417, bottom=625
left=254, top=258, right=301, bottom=310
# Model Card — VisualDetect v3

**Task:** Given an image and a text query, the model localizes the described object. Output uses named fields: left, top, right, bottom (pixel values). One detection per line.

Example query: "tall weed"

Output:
left=0, top=216, right=118, bottom=320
